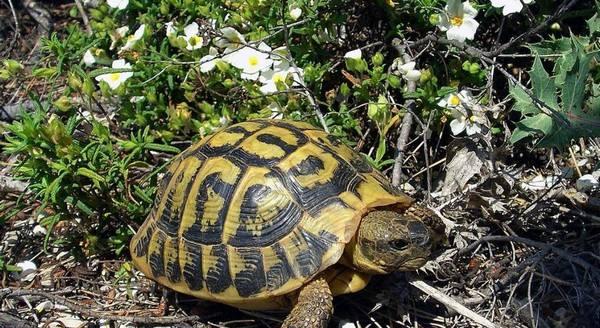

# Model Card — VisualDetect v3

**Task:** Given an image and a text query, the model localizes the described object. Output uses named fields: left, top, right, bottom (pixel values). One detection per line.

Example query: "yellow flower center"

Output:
left=248, top=56, right=259, bottom=67
left=273, top=72, right=286, bottom=84
left=469, top=115, right=477, bottom=123
left=189, top=36, right=202, bottom=47
left=449, top=94, right=461, bottom=106
left=450, top=16, right=463, bottom=26
left=108, top=73, right=121, bottom=82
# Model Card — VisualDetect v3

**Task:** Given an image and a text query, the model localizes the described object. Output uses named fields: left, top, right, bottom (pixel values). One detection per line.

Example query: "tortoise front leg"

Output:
left=282, top=277, right=333, bottom=328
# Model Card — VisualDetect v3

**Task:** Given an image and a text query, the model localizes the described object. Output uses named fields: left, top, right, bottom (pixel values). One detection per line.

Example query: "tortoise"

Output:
left=130, top=119, right=442, bottom=327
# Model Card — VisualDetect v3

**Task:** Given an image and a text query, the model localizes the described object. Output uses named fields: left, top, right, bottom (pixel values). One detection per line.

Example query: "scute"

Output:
left=130, top=119, right=413, bottom=309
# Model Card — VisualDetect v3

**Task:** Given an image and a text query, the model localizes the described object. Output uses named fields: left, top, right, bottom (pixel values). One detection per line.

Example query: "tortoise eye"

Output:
left=389, top=239, right=409, bottom=251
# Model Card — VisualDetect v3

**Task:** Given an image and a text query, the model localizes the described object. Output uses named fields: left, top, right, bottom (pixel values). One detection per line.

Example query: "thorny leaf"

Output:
left=511, top=38, right=600, bottom=147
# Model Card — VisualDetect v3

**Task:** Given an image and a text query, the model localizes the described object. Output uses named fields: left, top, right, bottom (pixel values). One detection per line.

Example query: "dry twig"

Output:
left=0, top=288, right=209, bottom=326
left=407, top=276, right=498, bottom=328
left=74, top=0, right=92, bottom=35
left=391, top=38, right=417, bottom=187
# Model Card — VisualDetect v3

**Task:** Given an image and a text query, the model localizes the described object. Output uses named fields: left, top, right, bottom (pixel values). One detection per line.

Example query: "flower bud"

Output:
left=222, top=78, right=236, bottom=88
left=82, top=77, right=95, bottom=97
left=468, top=62, right=481, bottom=74
left=372, top=52, right=384, bottom=66
left=462, top=60, right=471, bottom=72
left=340, top=83, right=350, bottom=97
left=429, top=14, right=441, bottom=26
left=53, top=95, right=72, bottom=112
left=419, top=68, right=432, bottom=83
left=388, top=74, right=402, bottom=88
left=68, top=72, right=82, bottom=90
left=216, top=60, right=230, bottom=73
left=3, top=59, right=24, bottom=74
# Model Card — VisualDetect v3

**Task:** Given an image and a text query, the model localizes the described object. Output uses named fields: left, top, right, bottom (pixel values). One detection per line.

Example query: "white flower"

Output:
left=289, top=6, right=302, bottom=20
left=225, top=43, right=273, bottom=80
left=199, top=47, right=220, bottom=73
left=491, top=0, right=534, bottom=15
left=398, top=61, right=421, bottom=82
left=267, top=102, right=283, bottom=119
left=165, top=22, right=177, bottom=36
left=130, top=96, right=145, bottom=103
left=120, top=24, right=145, bottom=53
left=259, top=66, right=304, bottom=94
left=214, top=27, right=246, bottom=52
left=259, top=68, right=290, bottom=94
left=344, top=49, right=362, bottom=59
left=437, top=0, right=479, bottom=43
left=438, top=90, right=484, bottom=135
left=270, top=46, right=292, bottom=70
left=219, top=116, right=228, bottom=126
left=182, top=22, right=203, bottom=51
left=83, top=49, right=96, bottom=66
left=110, top=26, right=129, bottom=50
left=95, top=59, right=133, bottom=90
left=107, top=0, right=128, bottom=10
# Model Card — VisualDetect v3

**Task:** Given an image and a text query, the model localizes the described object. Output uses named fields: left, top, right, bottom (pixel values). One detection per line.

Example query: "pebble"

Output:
left=33, top=225, right=47, bottom=236
left=576, top=174, right=599, bottom=192
left=339, top=321, right=358, bottom=328
left=14, top=260, right=37, bottom=281
left=35, top=300, right=53, bottom=313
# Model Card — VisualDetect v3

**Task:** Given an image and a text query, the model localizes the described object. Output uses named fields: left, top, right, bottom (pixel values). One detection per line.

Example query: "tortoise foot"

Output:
left=282, top=277, right=332, bottom=328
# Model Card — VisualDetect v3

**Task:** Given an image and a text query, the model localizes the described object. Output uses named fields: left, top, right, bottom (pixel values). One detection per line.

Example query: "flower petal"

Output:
left=450, top=118, right=466, bottom=135
left=466, top=123, right=482, bottom=135
left=404, top=70, right=422, bottom=81
left=462, top=1, right=478, bottom=17
left=344, top=49, right=362, bottom=59
left=199, top=55, right=217, bottom=72
left=184, top=22, right=199, bottom=38
left=107, top=0, right=128, bottom=9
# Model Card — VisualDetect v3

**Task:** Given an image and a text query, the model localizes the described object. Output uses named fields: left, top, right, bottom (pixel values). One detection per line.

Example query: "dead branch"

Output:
left=0, top=175, right=27, bottom=193
left=391, top=38, right=416, bottom=187
left=0, top=311, right=36, bottom=328
left=0, top=288, right=209, bottom=327
left=457, top=235, right=598, bottom=273
left=407, top=276, right=498, bottom=328
left=22, top=0, right=52, bottom=34
left=279, top=0, right=329, bottom=133
left=74, top=0, right=92, bottom=35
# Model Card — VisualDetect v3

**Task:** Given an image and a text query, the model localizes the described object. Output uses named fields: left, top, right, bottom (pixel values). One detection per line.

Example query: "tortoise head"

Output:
left=347, top=208, right=434, bottom=275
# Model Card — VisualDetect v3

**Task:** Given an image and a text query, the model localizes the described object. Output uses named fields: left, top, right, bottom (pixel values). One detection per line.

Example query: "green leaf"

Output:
left=375, top=138, right=386, bottom=162
left=511, top=36, right=600, bottom=147
left=510, top=114, right=554, bottom=144
left=88, top=67, right=133, bottom=78
left=510, top=82, right=538, bottom=115
left=76, top=167, right=105, bottom=184
left=587, top=13, right=600, bottom=35
left=530, top=56, right=558, bottom=111
left=561, top=39, right=591, bottom=113
left=144, top=143, right=180, bottom=154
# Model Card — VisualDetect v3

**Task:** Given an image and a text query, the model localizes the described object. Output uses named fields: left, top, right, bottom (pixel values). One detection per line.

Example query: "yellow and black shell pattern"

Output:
left=130, top=119, right=412, bottom=308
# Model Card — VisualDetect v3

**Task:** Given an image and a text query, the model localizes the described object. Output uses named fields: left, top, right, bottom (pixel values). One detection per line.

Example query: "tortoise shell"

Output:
left=130, top=119, right=413, bottom=308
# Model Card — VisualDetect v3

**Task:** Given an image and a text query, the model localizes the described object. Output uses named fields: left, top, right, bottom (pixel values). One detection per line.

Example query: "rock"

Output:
left=339, top=321, right=358, bottom=328
left=13, top=261, right=37, bottom=281
left=576, top=174, right=599, bottom=192
left=32, top=225, right=47, bottom=236
left=35, top=301, right=53, bottom=313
